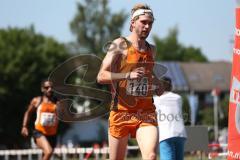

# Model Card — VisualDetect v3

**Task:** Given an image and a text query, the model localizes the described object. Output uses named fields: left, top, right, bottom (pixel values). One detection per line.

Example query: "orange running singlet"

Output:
left=35, top=101, right=58, bottom=136
left=109, top=38, right=157, bottom=138
left=114, top=38, right=155, bottom=111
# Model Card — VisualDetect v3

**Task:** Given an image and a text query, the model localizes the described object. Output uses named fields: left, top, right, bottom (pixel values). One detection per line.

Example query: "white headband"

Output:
left=131, top=9, right=153, bottom=20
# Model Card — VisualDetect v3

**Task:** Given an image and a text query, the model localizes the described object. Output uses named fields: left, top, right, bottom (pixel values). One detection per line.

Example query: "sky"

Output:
left=0, top=0, right=237, bottom=61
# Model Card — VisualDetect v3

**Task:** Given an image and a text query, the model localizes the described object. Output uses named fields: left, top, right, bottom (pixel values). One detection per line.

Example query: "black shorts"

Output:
left=32, top=130, right=57, bottom=148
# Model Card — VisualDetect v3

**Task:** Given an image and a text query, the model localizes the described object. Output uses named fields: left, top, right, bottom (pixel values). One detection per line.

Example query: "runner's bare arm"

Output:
left=97, top=38, right=145, bottom=84
left=21, top=97, right=38, bottom=137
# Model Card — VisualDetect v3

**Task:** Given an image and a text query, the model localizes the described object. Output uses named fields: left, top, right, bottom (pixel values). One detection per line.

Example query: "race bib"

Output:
left=126, top=77, right=148, bottom=96
left=40, top=112, right=56, bottom=127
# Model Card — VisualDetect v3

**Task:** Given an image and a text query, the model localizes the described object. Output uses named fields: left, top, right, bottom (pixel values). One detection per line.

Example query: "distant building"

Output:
left=157, top=61, right=232, bottom=125
left=159, top=61, right=231, bottom=100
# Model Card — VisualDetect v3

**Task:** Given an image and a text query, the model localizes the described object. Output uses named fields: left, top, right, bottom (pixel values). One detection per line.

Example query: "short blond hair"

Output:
left=130, top=3, right=154, bottom=31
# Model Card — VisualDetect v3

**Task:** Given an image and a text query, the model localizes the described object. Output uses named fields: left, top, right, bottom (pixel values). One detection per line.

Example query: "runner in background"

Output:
left=21, top=80, right=59, bottom=160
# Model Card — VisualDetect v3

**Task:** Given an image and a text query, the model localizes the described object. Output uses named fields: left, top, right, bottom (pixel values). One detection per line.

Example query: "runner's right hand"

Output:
left=21, top=127, right=29, bottom=137
left=129, top=67, right=145, bottom=79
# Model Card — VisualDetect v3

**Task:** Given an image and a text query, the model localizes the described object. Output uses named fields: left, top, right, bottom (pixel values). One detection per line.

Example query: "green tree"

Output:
left=198, top=97, right=229, bottom=129
left=153, top=27, right=208, bottom=62
left=70, top=0, right=127, bottom=56
left=67, top=0, right=127, bottom=120
left=0, top=27, right=69, bottom=148
left=181, top=94, right=191, bottom=125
